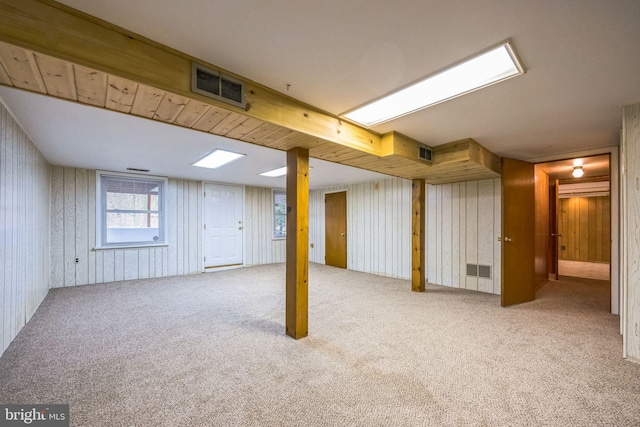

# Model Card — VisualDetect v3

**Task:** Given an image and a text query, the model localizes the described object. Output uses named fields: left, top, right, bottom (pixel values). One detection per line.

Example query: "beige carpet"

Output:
left=0, top=263, right=638, bottom=426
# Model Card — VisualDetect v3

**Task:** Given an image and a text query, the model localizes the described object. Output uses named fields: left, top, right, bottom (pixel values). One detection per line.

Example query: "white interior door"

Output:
left=204, top=183, right=243, bottom=268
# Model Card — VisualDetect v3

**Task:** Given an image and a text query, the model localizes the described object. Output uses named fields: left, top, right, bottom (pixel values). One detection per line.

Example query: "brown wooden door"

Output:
left=501, top=158, right=536, bottom=306
left=325, top=191, right=347, bottom=268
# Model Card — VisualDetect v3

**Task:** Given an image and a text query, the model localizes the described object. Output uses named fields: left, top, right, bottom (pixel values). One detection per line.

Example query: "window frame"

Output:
left=273, top=188, right=287, bottom=240
left=95, top=171, right=169, bottom=249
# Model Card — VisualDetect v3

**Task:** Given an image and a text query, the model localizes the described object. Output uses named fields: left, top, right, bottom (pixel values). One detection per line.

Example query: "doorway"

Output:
left=557, top=192, right=611, bottom=280
left=536, top=154, right=614, bottom=311
left=325, top=191, right=347, bottom=268
left=203, top=183, right=244, bottom=269
left=501, top=153, right=615, bottom=313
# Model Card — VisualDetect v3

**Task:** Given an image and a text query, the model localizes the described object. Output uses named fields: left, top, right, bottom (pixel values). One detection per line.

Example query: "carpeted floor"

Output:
left=0, top=263, right=638, bottom=426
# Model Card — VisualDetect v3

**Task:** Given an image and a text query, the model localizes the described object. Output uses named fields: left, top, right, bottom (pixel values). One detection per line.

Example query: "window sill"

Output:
left=92, top=243, right=169, bottom=251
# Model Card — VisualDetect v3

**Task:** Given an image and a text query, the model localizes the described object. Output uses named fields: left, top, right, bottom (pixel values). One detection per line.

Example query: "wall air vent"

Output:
left=418, top=144, right=433, bottom=163
left=467, top=264, right=492, bottom=279
left=191, top=62, right=246, bottom=109
left=478, top=265, right=492, bottom=279
left=466, top=264, right=478, bottom=277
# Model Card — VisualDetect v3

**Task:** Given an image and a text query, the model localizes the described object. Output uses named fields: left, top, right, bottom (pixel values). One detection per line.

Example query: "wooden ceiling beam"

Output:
left=0, top=1, right=506, bottom=185
left=0, top=0, right=381, bottom=155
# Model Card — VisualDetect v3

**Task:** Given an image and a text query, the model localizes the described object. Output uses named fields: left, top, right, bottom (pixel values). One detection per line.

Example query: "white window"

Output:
left=273, top=189, right=286, bottom=239
left=96, top=171, right=168, bottom=248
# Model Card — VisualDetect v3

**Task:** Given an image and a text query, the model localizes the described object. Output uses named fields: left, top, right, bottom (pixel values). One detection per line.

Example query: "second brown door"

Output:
left=325, top=191, right=347, bottom=268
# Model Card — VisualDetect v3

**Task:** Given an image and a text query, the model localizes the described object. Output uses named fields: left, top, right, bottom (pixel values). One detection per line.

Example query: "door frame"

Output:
left=201, top=182, right=246, bottom=272
left=527, top=146, right=619, bottom=316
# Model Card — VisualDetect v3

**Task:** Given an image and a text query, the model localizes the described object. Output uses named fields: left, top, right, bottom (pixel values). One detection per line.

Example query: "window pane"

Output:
left=106, top=192, right=158, bottom=211
left=100, top=175, right=165, bottom=247
left=105, top=212, right=160, bottom=244
left=274, top=191, right=286, bottom=238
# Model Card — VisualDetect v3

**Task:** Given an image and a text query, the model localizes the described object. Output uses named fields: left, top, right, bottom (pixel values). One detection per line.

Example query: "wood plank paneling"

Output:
left=103, top=251, right=115, bottom=283
left=425, top=178, right=501, bottom=294
left=477, top=179, right=494, bottom=293
left=558, top=196, right=611, bottom=263
left=465, top=181, right=478, bottom=291
left=244, top=186, right=286, bottom=266
left=73, top=64, right=107, bottom=107
left=114, top=251, right=124, bottom=281
left=622, top=104, right=640, bottom=363
left=435, top=186, right=442, bottom=285
left=63, top=167, right=76, bottom=287
left=49, top=167, right=204, bottom=288
left=0, top=43, right=45, bottom=92
left=441, top=185, right=452, bottom=287
left=0, top=100, right=49, bottom=356
left=458, top=183, right=467, bottom=288
left=154, top=93, right=188, bottom=123
left=106, top=75, right=137, bottom=113
left=308, top=178, right=412, bottom=280
left=130, top=84, right=164, bottom=118
left=50, top=166, right=64, bottom=288
left=534, top=167, right=549, bottom=289
left=173, top=100, right=211, bottom=128
left=87, top=172, right=96, bottom=284
left=176, top=180, right=185, bottom=275
left=493, top=180, right=502, bottom=294
left=34, top=54, right=77, bottom=100
left=75, top=168, right=89, bottom=286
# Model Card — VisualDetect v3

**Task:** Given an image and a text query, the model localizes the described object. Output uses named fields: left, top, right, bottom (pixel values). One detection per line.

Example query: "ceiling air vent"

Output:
left=191, top=62, right=245, bottom=109
left=418, top=144, right=433, bottom=164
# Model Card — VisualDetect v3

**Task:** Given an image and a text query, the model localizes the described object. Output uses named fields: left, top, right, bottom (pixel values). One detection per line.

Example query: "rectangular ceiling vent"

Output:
left=191, top=62, right=246, bottom=109
left=418, top=144, right=433, bottom=164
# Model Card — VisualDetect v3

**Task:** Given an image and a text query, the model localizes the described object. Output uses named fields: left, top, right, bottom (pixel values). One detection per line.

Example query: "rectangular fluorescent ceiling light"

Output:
left=342, top=41, right=524, bottom=127
left=192, top=149, right=245, bottom=169
left=259, top=167, right=287, bottom=177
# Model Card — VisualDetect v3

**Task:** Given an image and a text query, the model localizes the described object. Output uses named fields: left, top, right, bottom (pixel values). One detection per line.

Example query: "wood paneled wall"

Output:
left=50, top=167, right=203, bottom=287
left=309, top=178, right=413, bottom=279
left=622, top=104, right=640, bottom=363
left=0, top=101, right=50, bottom=355
left=535, top=168, right=550, bottom=288
left=244, top=186, right=286, bottom=266
left=426, top=179, right=502, bottom=294
left=558, top=196, right=611, bottom=263
left=309, top=177, right=501, bottom=292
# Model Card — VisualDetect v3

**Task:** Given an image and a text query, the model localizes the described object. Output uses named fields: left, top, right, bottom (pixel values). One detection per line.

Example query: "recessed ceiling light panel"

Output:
left=259, top=166, right=287, bottom=177
left=192, top=149, right=245, bottom=169
left=342, top=40, right=525, bottom=127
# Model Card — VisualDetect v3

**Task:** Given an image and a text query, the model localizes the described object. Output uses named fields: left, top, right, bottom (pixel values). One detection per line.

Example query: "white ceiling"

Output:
left=2, top=0, right=639, bottom=183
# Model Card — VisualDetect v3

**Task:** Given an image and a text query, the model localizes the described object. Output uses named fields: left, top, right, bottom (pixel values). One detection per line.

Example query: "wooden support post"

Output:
left=412, top=179, right=426, bottom=292
left=286, top=147, right=309, bottom=339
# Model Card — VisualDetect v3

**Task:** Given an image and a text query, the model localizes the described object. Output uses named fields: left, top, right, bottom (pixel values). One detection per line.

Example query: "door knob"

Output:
left=238, top=226, right=243, bottom=230
left=504, top=237, right=512, bottom=242
left=341, top=233, right=346, bottom=236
